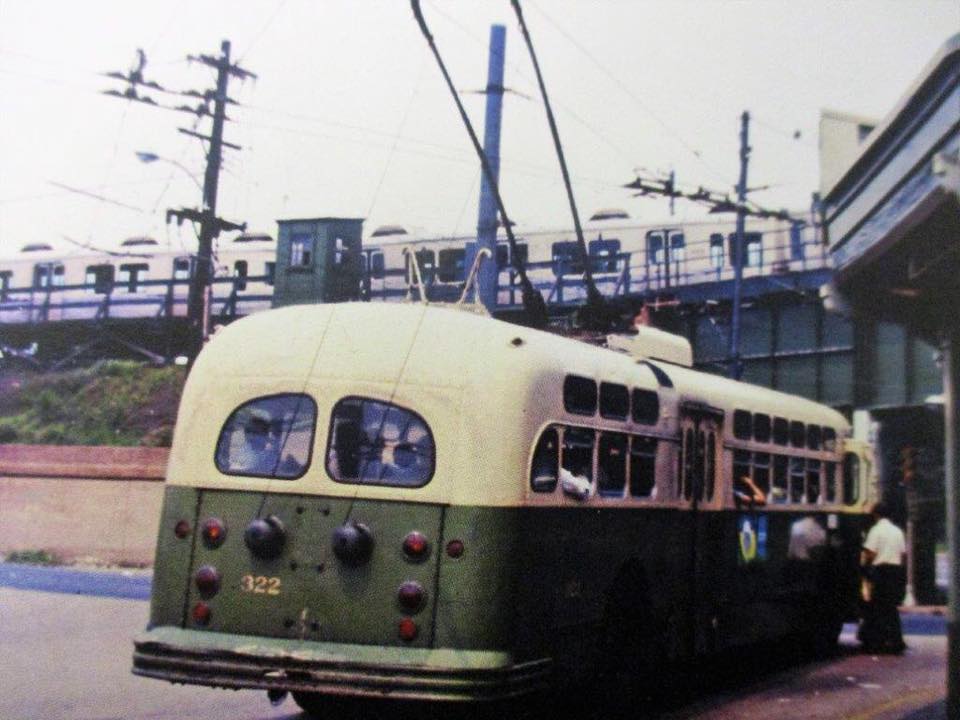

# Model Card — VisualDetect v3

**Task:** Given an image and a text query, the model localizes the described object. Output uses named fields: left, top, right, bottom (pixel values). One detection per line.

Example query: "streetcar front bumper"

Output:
left=132, top=627, right=552, bottom=703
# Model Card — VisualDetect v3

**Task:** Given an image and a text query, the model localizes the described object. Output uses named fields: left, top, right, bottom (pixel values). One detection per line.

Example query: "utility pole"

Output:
left=728, top=110, right=750, bottom=380
left=166, top=40, right=254, bottom=359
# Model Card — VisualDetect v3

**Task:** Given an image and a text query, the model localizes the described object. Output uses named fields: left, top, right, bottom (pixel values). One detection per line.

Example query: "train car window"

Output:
left=0, top=270, right=11, bottom=300
left=405, top=249, right=436, bottom=284
left=631, top=389, right=659, bottom=425
left=669, top=232, right=686, bottom=263
left=564, top=375, right=597, bottom=416
left=843, top=453, right=860, bottom=505
left=85, top=265, right=114, bottom=294
left=551, top=241, right=583, bottom=276
left=370, top=252, right=385, bottom=279
left=772, top=455, right=788, bottom=503
left=588, top=238, right=620, bottom=273
left=806, top=460, right=821, bottom=503
left=709, top=234, right=724, bottom=269
left=264, top=262, right=276, bottom=286
left=806, top=425, right=822, bottom=450
left=495, top=243, right=509, bottom=269
left=789, top=456, right=806, bottom=503
left=326, top=397, right=435, bottom=488
left=290, top=234, right=312, bottom=267
left=216, top=394, right=317, bottom=480
left=173, top=258, right=191, bottom=281
left=773, top=417, right=789, bottom=445
left=733, top=410, right=752, bottom=440
left=629, top=436, right=657, bottom=498
left=704, top=432, right=716, bottom=500
left=823, top=427, right=837, bottom=451
left=599, top=382, right=629, bottom=420
left=119, top=263, right=149, bottom=293
left=646, top=231, right=664, bottom=264
left=753, top=413, right=771, bottom=442
left=733, top=449, right=751, bottom=503
left=52, top=265, right=65, bottom=286
left=33, top=264, right=49, bottom=289
left=790, top=420, right=806, bottom=448
left=597, top=432, right=628, bottom=497
left=233, top=260, right=248, bottom=291
left=753, top=452, right=771, bottom=498
left=561, top=427, right=594, bottom=482
left=530, top=427, right=560, bottom=493
left=825, top=461, right=837, bottom=503
left=437, top=248, right=466, bottom=282
left=746, top=234, right=763, bottom=267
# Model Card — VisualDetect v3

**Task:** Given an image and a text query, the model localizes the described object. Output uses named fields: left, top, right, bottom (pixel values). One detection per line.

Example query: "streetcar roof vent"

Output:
left=233, top=233, right=273, bottom=243
left=20, top=242, right=53, bottom=252
left=121, top=236, right=158, bottom=247
left=606, top=325, right=693, bottom=367
left=589, top=207, right=630, bottom=221
left=371, top=224, right=408, bottom=237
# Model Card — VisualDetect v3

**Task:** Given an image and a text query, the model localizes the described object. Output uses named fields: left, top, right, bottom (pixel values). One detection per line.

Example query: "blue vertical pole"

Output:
left=475, top=24, right=506, bottom=311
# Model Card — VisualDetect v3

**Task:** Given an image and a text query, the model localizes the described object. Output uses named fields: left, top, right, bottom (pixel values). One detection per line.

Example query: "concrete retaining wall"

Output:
left=0, top=445, right=169, bottom=566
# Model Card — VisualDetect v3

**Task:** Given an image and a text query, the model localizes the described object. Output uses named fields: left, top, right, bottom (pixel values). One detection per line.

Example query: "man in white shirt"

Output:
left=860, top=501, right=907, bottom=654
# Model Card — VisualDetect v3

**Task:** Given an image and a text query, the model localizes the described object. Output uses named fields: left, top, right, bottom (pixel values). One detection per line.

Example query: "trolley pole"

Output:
left=728, top=110, right=750, bottom=380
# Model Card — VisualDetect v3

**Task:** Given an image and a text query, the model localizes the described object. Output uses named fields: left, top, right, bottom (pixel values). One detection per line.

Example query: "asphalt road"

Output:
left=0, top=565, right=948, bottom=720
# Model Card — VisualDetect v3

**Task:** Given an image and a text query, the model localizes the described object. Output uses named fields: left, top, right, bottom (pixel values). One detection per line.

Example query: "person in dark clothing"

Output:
left=859, top=501, right=907, bottom=654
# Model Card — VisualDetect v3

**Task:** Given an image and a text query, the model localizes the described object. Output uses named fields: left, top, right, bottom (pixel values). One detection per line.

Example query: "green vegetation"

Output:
left=0, top=361, right=185, bottom=446
left=4, top=549, right=62, bottom=565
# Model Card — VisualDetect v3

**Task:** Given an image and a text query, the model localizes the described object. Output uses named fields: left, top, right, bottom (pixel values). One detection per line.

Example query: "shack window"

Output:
left=753, top=413, right=771, bottom=443
left=530, top=426, right=560, bottom=493
left=561, top=427, right=594, bottom=482
left=326, top=396, right=435, bottom=488
left=85, top=264, right=114, bottom=294
left=564, top=375, right=597, bottom=416
left=790, top=420, right=806, bottom=448
left=118, top=263, right=148, bottom=293
left=290, top=234, right=312, bottom=267
left=437, top=248, right=466, bottom=282
left=629, top=436, right=657, bottom=498
left=733, top=410, right=752, bottom=440
left=843, top=453, right=860, bottom=505
left=631, top=388, right=659, bottom=425
left=600, top=382, right=629, bottom=420
left=773, top=417, right=789, bottom=445
left=216, top=394, right=317, bottom=479
left=598, top=432, right=628, bottom=497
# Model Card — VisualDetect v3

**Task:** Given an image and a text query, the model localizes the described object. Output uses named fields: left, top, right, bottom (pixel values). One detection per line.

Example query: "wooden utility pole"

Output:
left=728, top=110, right=751, bottom=380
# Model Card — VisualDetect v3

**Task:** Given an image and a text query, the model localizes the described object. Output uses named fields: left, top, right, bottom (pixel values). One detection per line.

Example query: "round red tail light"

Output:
left=402, top=531, right=429, bottom=561
left=174, top=520, right=191, bottom=539
left=445, top=539, right=465, bottom=559
left=192, top=602, right=211, bottom=626
left=398, top=618, right=418, bottom=642
left=201, top=518, right=227, bottom=549
left=194, top=565, right=221, bottom=598
left=397, top=581, right=425, bottom=613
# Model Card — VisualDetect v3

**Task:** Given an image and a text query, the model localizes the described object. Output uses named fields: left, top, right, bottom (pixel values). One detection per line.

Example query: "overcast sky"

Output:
left=0, top=0, right=957, bottom=255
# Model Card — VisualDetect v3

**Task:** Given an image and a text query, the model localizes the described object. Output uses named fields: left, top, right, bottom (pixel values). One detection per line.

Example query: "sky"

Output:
left=0, top=0, right=957, bottom=256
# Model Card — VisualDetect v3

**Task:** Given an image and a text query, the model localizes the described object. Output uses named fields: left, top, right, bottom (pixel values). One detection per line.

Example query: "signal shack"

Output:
left=273, top=217, right=364, bottom=307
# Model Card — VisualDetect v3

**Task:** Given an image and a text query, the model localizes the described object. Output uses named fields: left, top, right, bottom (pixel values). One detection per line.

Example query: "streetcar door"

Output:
left=678, top=402, right=722, bottom=657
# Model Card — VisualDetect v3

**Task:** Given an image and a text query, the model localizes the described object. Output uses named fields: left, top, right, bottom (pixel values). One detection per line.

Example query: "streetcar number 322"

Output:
left=240, top=574, right=281, bottom=596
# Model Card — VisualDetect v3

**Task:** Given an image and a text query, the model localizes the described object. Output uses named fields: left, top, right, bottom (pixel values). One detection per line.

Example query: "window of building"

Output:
left=233, top=260, right=248, bottom=291
left=599, top=382, right=629, bottom=420
left=597, top=432, right=628, bottom=497
left=773, top=417, right=789, bottom=445
left=629, top=436, right=657, bottom=498
left=216, top=393, right=317, bottom=480
left=843, top=453, right=860, bottom=505
left=530, top=426, right=560, bottom=493
left=753, top=413, right=771, bottom=443
left=85, top=265, right=114, bottom=294
left=564, top=375, right=597, bottom=416
left=733, top=410, right=752, bottom=440
left=173, top=258, right=191, bottom=282
left=290, top=233, right=312, bottom=267
left=790, top=420, right=806, bottom=448
left=562, top=427, right=594, bottom=482
left=631, top=389, right=659, bottom=425
left=333, top=236, right=349, bottom=266
left=551, top=241, right=583, bottom=276
left=709, top=234, right=724, bottom=269
left=118, top=263, right=149, bottom=293
left=772, top=455, right=788, bottom=503
left=589, top=238, right=620, bottom=273
left=437, top=248, right=466, bottom=282
left=326, top=396, right=435, bottom=488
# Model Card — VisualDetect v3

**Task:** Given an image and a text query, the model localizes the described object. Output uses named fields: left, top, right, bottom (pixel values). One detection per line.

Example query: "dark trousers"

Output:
left=861, top=564, right=906, bottom=651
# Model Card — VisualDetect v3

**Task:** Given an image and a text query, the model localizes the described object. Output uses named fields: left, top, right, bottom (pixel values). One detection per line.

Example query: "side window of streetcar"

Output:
left=789, top=456, right=806, bottom=503
left=597, top=432, right=628, bottom=497
left=629, top=436, right=657, bottom=498
left=843, top=453, right=860, bottom=505
left=531, top=427, right=560, bottom=493
left=772, top=455, right=788, bottom=503
left=326, top=397, right=435, bottom=488
left=562, top=427, right=594, bottom=482
left=216, top=394, right=317, bottom=479
left=631, top=389, right=659, bottom=425
left=825, top=461, right=837, bottom=503
left=564, top=375, right=597, bottom=416
left=773, top=417, right=789, bottom=445
left=733, top=410, right=752, bottom=440
left=806, top=460, right=821, bottom=504
left=599, top=382, right=629, bottom=420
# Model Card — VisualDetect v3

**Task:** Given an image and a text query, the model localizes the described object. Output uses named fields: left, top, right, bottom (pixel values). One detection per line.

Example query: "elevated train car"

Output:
left=133, top=301, right=874, bottom=715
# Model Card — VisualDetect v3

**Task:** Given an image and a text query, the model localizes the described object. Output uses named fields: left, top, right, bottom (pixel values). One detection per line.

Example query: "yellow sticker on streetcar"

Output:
left=240, top=574, right=281, bottom=596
